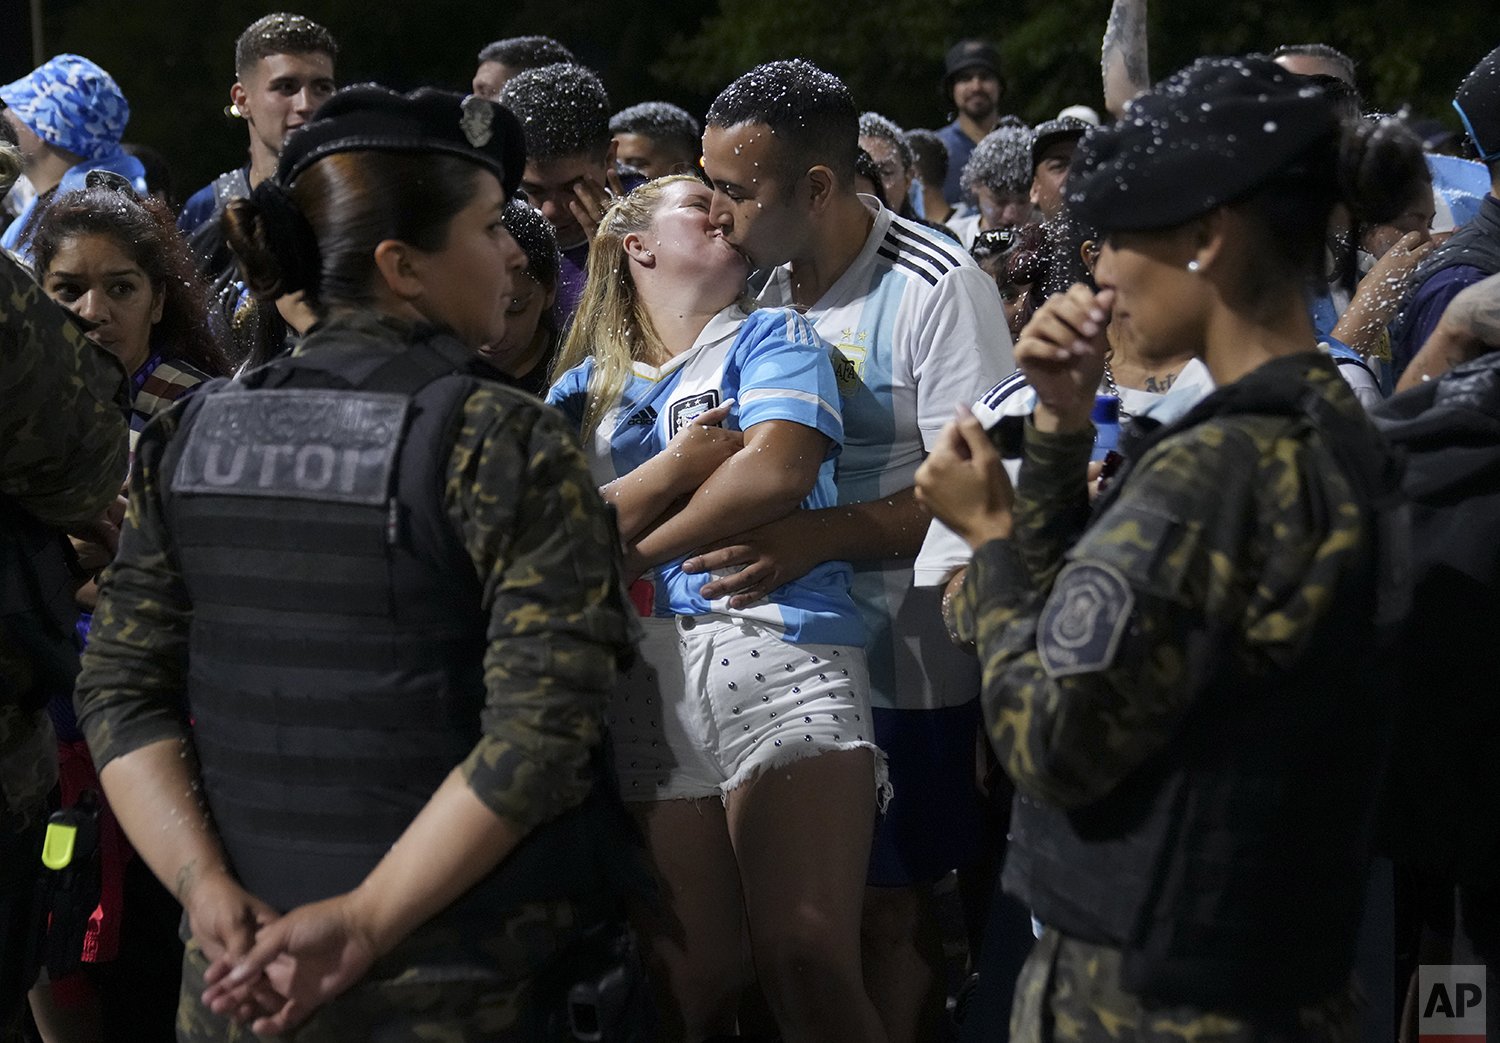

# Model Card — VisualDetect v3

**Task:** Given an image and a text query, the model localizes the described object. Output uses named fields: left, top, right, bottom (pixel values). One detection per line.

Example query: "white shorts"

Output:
left=611, top=614, right=888, bottom=803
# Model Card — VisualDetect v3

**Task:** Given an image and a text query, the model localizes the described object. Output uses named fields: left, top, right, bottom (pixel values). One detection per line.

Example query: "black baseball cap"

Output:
left=1030, top=116, right=1090, bottom=174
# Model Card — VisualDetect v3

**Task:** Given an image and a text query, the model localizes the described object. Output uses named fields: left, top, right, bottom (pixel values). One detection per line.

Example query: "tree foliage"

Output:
left=13, top=0, right=1490, bottom=199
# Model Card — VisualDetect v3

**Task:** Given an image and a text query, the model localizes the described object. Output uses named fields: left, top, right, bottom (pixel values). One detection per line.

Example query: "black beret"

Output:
left=1066, top=55, right=1339, bottom=232
left=277, top=85, right=527, bottom=199
left=1454, top=44, right=1500, bottom=163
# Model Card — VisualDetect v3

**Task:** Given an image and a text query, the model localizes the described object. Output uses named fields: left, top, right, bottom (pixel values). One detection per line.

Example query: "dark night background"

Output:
left=0, top=0, right=1490, bottom=202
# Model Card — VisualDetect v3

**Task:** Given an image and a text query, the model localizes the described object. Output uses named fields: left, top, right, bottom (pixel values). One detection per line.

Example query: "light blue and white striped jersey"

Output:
left=547, top=304, right=864, bottom=647
left=759, top=199, right=1010, bottom=709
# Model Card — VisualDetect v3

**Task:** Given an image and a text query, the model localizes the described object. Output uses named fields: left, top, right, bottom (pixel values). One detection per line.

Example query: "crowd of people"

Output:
left=1, top=5, right=1498, bottom=1043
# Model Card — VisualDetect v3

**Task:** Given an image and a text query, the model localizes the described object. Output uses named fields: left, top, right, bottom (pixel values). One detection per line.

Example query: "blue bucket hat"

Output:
left=0, top=54, right=130, bottom=162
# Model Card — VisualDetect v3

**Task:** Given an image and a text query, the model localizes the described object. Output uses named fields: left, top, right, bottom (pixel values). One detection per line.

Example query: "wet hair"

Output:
left=501, top=199, right=560, bottom=288
left=1344, top=115, right=1431, bottom=228
left=477, top=35, right=575, bottom=70
left=1231, top=115, right=1427, bottom=294
left=1271, top=44, right=1357, bottom=85
left=234, top=13, right=337, bottom=76
left=610, top=102, right=700, bottom=154
left=706, top=59, right=858, bottom=186
left=498, top=63, right=611, bottom=163
left=222, top=151, right=486, bottom=313
left=960, top=123, right=1034, bottom=196
left=1040, top=209, right=1098, bottom=297
left=32, top=186, right=228, bottom=376
left=554, top=175, right=742, bottom=439
left=905, top=129, right=948, bottom=188
left=858, top=112, right=913, bottom=173
left=501, top=199, right=560, bottom=352
left=853, top=148, right=889, bottom=207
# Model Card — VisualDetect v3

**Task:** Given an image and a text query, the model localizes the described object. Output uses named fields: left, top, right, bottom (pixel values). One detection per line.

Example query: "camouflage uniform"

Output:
left=75, top=314, right=637, bottom=1041
left=0, top=251, right=127, bottom=1029
left=0, top=251, right=128, bottom=830
left=947, top=354, right=1393, bottom=1043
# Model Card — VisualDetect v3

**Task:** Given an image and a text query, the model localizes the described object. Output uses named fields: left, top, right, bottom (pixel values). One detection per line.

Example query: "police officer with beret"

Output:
left=74, top=86, right=638, bottom=1040
left=917, top=57, right=1413, bottom=1041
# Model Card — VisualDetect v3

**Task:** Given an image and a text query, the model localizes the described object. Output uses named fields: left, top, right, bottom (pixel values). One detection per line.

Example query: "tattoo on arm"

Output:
left=175, top=859, right=197, bottom=903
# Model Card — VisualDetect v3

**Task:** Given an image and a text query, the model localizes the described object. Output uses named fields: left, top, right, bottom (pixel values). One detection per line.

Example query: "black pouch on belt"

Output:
left=35, top=789, right=103, bottom=980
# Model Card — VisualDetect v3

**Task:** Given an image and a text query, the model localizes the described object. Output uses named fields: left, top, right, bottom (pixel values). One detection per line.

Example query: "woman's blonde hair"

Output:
left=552, top=173, right=705, bottom=441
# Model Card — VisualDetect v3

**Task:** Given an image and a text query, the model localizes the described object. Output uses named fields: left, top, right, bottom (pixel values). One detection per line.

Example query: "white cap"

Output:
left=1056, top=104, right=1101, bottom=126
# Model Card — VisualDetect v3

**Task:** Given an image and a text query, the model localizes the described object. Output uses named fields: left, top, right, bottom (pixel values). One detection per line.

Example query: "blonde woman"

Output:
left=548, top=174, right=888, bottom=1042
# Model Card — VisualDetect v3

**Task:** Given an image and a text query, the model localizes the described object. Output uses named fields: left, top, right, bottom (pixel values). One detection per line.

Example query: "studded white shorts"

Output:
left=610, top=614, right=888, bottom=803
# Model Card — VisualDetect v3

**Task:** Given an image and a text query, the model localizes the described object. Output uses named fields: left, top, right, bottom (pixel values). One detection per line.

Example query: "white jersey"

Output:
left=759, top=198, right=1011, bottom=709
left=947, top=211, right=981, bottom=251
left=912, top=359, right=1217, bottom=584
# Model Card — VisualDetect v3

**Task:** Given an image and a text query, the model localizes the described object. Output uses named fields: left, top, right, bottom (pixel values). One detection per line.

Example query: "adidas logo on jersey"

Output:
left=626, top=406, right=659, bottom=427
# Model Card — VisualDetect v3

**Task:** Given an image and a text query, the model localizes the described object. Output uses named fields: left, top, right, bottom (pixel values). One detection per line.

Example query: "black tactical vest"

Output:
left=160, top=325, right=619, bottom=918
left=0, top=500, right=83, bottom=711
left=1003, top=356, right=1407, bottom=1015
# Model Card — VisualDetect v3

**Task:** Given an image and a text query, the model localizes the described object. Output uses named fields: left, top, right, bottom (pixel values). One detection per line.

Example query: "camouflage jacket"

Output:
left=76, top=313, right=637, bottom=835
left=947, top=353, right=1381, bottom=810
left=0, top=252, right=127, bottom=829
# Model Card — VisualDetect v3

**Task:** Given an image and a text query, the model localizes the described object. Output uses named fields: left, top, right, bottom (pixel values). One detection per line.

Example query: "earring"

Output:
left=1186, top=259, right=1201, bottom=273
left=643, top=250, right=654, bottom=260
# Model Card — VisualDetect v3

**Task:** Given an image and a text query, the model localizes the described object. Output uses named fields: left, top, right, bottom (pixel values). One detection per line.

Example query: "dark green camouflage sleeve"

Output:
left=75, top=407, right=194, bottom=768
left=946, top=420, right=1093, bottom=648
left=1010, top=420, right=1096, bottom=591
left=1, top=253, right=129, bottom=826
left=0, top=252, right=129, bottom=526
left=449, top=389, right=636, bottom=831
left=962, top=414, right=1366, bottom=810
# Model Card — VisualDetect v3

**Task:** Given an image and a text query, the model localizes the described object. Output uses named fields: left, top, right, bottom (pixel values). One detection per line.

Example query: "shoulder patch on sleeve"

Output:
left=1038, top=560, right=1135, bottom=678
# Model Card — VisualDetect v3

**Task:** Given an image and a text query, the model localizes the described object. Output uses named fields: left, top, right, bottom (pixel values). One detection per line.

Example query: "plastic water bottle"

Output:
left=1091, top=395, right=1121, bottom=462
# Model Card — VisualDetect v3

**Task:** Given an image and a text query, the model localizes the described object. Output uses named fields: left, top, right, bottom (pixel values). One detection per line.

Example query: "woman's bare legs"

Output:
left=728, top=748, right=887, bottom=1043
left=628, top=798, right=747, bottom=1041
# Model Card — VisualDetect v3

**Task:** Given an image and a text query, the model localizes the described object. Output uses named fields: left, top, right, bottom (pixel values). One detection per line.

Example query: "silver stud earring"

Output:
left=1186, top=259, right=1201, bottom=273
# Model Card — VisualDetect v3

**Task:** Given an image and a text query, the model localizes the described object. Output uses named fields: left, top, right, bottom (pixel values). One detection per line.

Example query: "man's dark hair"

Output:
left=905, top=129, right=948, bottom=187
left=610, top=102, right=700, bottom=153
left=477, top=35, right=575, bottom=69
left=501, top=199, right=560, bottom=288
left=961, top=124, right=1034, bottom=196
left=498, top=63, right=611, bottom=163
left=1270, top=43, right=1357, bottom=85
left=706, top=59, right=858, bottom=184
left=858, top=112, right=913, bottom=173
left=235, top=13, right=338, bottom=77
